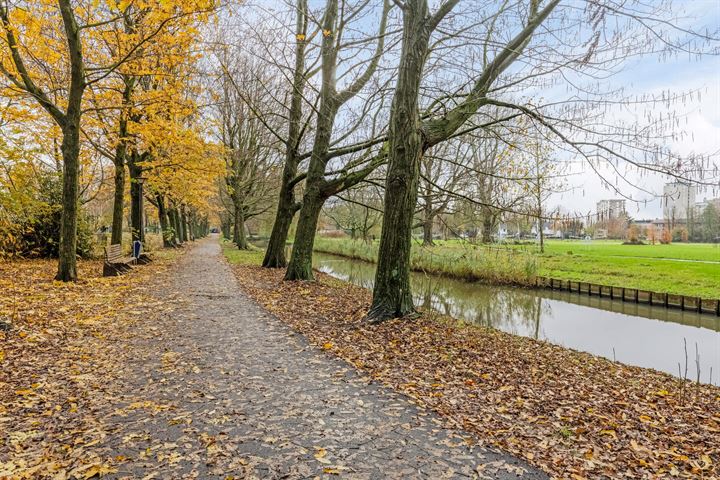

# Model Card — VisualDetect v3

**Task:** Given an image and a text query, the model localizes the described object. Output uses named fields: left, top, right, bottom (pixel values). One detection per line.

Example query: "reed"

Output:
left=313, top=237, right=538, bottom=286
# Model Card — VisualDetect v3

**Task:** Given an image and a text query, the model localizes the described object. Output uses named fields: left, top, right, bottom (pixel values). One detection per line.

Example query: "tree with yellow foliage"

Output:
left=0, top=0, right=215, bottom=280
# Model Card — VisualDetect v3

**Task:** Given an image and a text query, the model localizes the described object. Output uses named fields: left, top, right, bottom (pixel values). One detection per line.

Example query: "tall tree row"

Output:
left=0, top=0, right=218, bottom=280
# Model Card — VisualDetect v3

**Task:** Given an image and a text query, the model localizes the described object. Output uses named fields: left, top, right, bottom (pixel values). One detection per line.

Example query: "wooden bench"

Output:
left=103, top=244, right=136, bottom=276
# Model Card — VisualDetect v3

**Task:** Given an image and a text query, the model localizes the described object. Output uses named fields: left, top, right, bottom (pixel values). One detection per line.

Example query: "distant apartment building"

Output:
left=589, top=199, right=626, bottom=225
left=694, top=197, right=720, bottom=217
left=662, top=182, right=696, bottom=226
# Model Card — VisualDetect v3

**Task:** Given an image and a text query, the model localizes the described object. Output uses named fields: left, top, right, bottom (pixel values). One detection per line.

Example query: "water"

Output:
left=313, top=252, right=720, bottom=385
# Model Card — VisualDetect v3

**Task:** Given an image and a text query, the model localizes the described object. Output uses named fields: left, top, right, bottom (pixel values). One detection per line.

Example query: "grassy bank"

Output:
left=313, top=237, right=538, bottom=286
left=222, top=241, right=720, bottom=479
left=313, top=237, right=720, bottom=298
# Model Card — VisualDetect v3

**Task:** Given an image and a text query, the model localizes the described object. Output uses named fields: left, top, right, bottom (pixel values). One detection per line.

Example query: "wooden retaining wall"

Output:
left=535, top=277, right=720, bottom=316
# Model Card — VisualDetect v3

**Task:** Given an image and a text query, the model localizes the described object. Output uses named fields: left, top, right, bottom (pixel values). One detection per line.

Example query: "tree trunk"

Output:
left=54, top=0, right=85, bottom=282
left=128, top=156, right=144, bottom=245
left=180, top=208, right=190, bottom=242
left=55, top=120, right=81, bottom=282
left=481, top=213, right=493, bottom=244
left=221, top=214, right=231, bottom=239
left=284, top=0, right=341, bottom=281
left=176, top=209, right=185, bottom=243
left=110, top=79, right=131, bottom=246
left=111, top=145, right=125, bottom=245
left=172, top=207, right=183, bottom=243
left=156, top=194, right=173, bottom=247
left=284, top=192, right=323, bottom=280
left=233, top=206, right=249, bottom=249
left=422, top=213, right=434, bottom=246
left=262, top=0, right=308, bottom=269
left=366, top=1, right=430, bottom=322
left=168, top=207, right=178, bottom=243
left=263, top=191, right=297, bottom=267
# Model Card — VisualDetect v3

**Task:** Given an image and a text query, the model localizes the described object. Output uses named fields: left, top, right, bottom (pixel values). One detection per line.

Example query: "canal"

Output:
left=313, top=252, right=720, bottom=385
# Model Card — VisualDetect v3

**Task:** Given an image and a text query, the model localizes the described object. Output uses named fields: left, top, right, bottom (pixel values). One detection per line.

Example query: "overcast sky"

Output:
left=231, top=0, right=720, bottom=221
left=550, top=0, right=720, bottom=220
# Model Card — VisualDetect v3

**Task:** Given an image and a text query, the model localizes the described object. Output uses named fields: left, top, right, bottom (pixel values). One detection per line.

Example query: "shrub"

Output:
left=659, top=228, right=672, bottom=244
left=0, top=170, right=94, bottom=259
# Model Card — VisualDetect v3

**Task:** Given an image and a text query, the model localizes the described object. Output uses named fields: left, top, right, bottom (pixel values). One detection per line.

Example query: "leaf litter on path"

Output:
left=228, top=262, right=719, bottom=479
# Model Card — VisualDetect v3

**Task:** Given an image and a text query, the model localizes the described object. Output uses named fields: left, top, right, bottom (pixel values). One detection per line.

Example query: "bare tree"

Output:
left=366, top=0, right=718, bottom=322
left=284, top=0, right=392, bottom=280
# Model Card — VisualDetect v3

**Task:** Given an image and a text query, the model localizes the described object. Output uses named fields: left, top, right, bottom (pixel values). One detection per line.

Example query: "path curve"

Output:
left=102, top=236, right=546, bottom=479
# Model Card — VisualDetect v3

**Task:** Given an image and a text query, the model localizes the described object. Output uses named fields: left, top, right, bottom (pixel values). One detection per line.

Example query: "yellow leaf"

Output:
left=82, top=464, right=117, bottom=479
left=322, top=342, right=333, bottom=350
left=314, top=447, right=332, bottom=464
left=323, top=467, right=340, bottom=474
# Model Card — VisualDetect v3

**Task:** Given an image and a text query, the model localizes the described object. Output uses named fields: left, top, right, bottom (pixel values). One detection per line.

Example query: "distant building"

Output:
left=590, top=199, right=626, bottom=225
left=694, top=197, right=720, bottom=217
left=663, top=182, right=696, bottom=225
left=631, top=218, right=665, bottom=237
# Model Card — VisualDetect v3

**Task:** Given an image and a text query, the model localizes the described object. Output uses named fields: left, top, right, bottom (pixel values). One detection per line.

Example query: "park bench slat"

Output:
left=103, top=244, right=136, bottom=276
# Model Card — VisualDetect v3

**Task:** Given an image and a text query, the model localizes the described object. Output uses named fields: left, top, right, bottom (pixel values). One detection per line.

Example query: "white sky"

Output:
left=550, top=1, right=720, bottom=220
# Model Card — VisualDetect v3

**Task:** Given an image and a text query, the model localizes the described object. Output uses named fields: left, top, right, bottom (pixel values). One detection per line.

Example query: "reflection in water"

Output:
left=313, top=252, right=720, bottom=385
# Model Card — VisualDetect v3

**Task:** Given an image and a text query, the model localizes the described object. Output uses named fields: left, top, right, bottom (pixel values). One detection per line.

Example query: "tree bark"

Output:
left=422, top=194, right=434, bottom=246
left=110, top=79, right=132, bottom=246
left=111, top=149, right=125, bottom=245
left=156, top=194, right=173, bottom=247
left=481, top=212, right=494, bottom=244
left=221, top=214, right=231, bottom=239
left=54, top=0, right=85, bottom=282
left=422, top=219, right=434, bottom=246
left=170, top=207, right=183, bottom=243
left=262, top=0, right=308, bottom=269
left=233, top=205, right=249, bottom=249
left=366, top=0, right=430, bottom=322
left=56, top=119, right=81, bottom=281
left=128, top=155, right=144, bottom=245
left=263, top=189, right=297, bottom=267
left=284, top=191, right=323, bottom=280
left=180, top=207, right=189, bottom=242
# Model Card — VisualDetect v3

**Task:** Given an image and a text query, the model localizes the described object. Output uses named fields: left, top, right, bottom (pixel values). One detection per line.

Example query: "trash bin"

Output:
left=132, top=240, right=142, bottom=259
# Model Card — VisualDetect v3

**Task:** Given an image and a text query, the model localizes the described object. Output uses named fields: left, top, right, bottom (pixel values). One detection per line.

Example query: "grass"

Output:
left=485, top=239, right=720, bottom=262
left=313, top=237, right=720, bottom=299
left=313, top=237, right=538, bottom=286
left=221, top=240, right=265, bottom=265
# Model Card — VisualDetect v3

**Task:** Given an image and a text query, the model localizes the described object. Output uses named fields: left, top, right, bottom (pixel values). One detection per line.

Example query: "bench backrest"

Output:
left=105, top=244, right=124, bottom=262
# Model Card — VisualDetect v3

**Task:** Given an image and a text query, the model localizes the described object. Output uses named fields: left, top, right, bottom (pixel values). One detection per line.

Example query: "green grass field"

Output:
left=313, top=237, right=720, bottom=299
left=221, top=241, right=264, bottom=265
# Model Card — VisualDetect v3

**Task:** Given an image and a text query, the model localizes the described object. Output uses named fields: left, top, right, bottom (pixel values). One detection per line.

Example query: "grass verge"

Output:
left=313, top=237, right=538, bottom=286
left=314, top=237, right=720, bottom=298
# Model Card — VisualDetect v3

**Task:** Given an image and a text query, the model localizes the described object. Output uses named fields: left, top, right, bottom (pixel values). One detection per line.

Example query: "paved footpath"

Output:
left=100, top=237, right=547, bottom=479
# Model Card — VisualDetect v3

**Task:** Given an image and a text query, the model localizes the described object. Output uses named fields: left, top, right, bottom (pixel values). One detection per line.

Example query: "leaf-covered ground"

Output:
left=1, top=239, right=546, bottom=479
left=226, top=250, right=720, bottom=479
left=0, top=253, right=180, bottom=478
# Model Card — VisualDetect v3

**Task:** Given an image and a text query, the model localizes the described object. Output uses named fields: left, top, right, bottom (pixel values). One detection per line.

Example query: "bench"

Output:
left=103, top=244, right=136, bottom=276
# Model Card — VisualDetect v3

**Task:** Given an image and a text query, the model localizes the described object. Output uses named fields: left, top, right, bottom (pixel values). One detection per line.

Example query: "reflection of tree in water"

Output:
left=315, top=256, right=376, bottom=290
left=315, top=253, right=552, bottom=337
left=411, top=273, right=551, bottom=337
